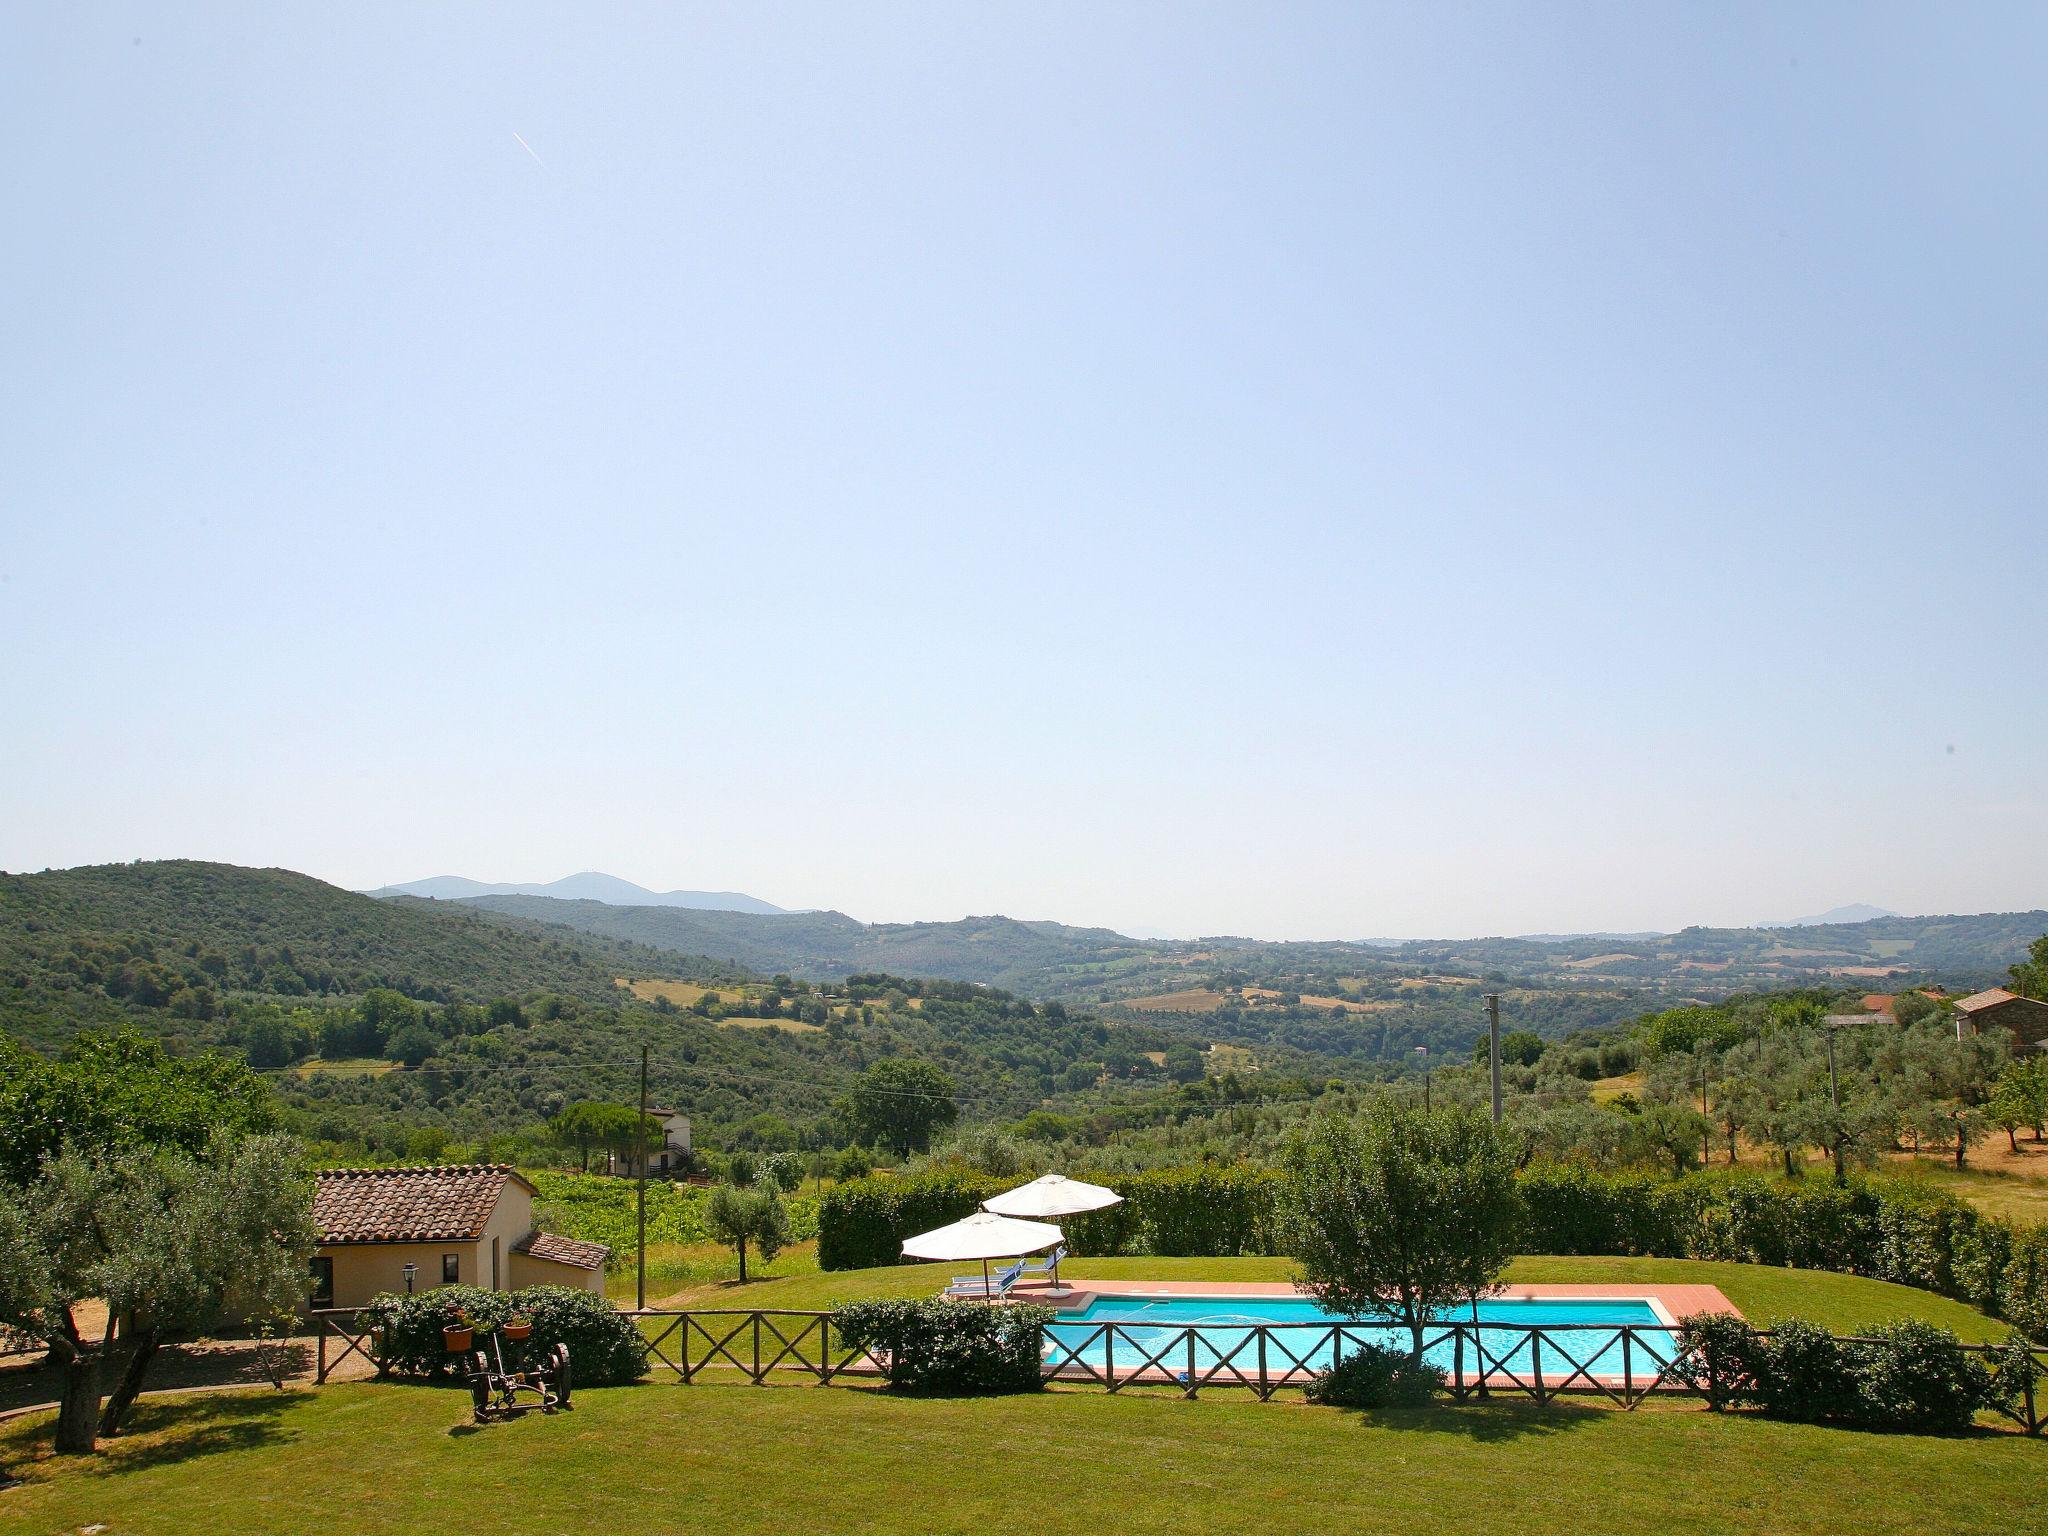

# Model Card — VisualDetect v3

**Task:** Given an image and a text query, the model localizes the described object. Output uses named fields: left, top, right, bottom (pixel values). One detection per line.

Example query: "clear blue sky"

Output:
left=4, top=4, right=2044, bottom=939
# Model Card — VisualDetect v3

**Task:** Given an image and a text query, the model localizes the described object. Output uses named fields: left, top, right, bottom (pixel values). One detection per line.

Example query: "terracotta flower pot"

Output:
left=502, top=1319, right=533, bottom=1342
left=443, top=1325, right=474, bottom=1353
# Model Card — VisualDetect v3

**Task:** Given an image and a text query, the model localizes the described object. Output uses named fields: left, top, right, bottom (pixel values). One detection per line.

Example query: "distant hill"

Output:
left=0, top=860, right=735, bottom=1048
left=367, top=871, right=789, bottom=915
left=457, top=895, right=1164, bottom=994
left=1756, top=903, right=1901, bottom=928
left=459, top=892, right=2046, bottom=1006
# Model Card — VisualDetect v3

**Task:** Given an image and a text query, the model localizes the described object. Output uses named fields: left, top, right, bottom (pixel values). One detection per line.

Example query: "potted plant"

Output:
left=501, top=1315, right=533, bottom=1343
left=442, top=1311, right=475, bottom=1354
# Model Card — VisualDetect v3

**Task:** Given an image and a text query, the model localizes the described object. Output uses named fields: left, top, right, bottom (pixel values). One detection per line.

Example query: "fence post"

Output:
left=1453, top=1325, right=1464, bottom=1399
left=1105, top=1326, right=1117, bottom=1392
left=1185, top=1329, right=1197, bottom=1399
left=1531, top=1329, right=1545, bottom=1403
left=316, top=1318, right=327, bottom=1385
left=1622, top=1328, right=1633, bottom=1407
left=1257, top=1327, right=1268, bottom=1399
left=818, top=1315, right=830, bottom=1384
left=682, top=1313, right=696, bottom=1383
left=752, top=1314, right=763, bottom=1384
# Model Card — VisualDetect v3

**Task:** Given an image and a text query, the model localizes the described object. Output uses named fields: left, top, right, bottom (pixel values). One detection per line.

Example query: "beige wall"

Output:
left=319, top=1239, right=486, bottom=1311
left=507, top=1251, right=605, bottom=1293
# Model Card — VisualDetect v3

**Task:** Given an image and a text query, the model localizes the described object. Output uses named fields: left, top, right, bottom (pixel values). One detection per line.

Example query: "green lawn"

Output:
left=2, top=1374, right=2040, bottom=1536
left=659, top=1254, right=2015, bottom=1342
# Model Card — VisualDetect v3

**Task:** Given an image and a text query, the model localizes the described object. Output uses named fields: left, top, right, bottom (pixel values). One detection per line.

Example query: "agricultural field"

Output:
left=616, top=977, right=738, bottom=1007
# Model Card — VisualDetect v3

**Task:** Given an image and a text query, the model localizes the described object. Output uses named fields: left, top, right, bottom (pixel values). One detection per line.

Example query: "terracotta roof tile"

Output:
left=313, top=1164, right=529, bottom=1244
left=513, top=1231, right=610, bottom=1270
left=1956, top=987, right=2020, bottom=1013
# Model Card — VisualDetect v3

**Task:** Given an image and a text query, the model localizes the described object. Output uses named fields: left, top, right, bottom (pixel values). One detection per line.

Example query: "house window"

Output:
left=308, top=1256, right=334, bottom=1308
left=441, top=1253, right=460, bottom=1285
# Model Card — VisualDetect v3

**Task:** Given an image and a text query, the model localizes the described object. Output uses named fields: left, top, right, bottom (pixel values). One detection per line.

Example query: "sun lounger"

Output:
left=944, top=1258, right=1027, bottom=1300
left=1017, top=1244, right=1067, bottom=1283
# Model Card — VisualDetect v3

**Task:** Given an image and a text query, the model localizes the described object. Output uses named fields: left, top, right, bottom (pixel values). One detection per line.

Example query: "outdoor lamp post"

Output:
left=402, top=1262, right=417, bottom=1296
left=1415, top=1045, right=1431, bottom=1113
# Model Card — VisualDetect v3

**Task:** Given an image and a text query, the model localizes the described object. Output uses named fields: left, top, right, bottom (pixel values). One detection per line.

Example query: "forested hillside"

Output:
left=0, top=861, right=729, bottom=1048
left=456, top=895, right=1161, bottom=993
left=448, top=891, right=2044, bottom=1006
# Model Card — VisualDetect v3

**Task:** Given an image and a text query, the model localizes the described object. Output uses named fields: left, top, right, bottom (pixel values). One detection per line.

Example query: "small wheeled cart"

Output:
left=451, top=1320, right=573, bottom=1424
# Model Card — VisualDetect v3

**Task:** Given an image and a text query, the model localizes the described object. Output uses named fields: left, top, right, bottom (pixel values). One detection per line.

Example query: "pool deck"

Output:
left=1034, top=1279, right=1740, bottom=1326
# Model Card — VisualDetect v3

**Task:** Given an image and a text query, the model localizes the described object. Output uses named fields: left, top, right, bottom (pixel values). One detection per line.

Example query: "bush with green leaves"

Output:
left=1750, top=1318, right=1861, bottom=1423
left=1848, top=1320, right=1996, bottom=1433
left=359, top=1283, right=646, bottom=1385
left=817, top=1170, right=1002, bottom=1270
left=833, top=1298, right=1051, bottom=1393
left=1676, top=1310, right=2005, bottom=1433
left=1304, top=1343, right=1445, bottom=1409
left=1672, top=1311, right=1764, bottom=1412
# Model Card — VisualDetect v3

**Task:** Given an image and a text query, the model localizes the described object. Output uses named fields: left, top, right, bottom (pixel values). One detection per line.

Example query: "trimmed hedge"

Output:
left=834, top=1298, right=1052, bottom=1393
left=1517, top=1163, right=2048, bottom=1343
left=817, top=1165, right=1284, bottom=1270
left=816, top=1170, right=1003, bottom=1271
left=357, top=1284, right=647, bottom=1385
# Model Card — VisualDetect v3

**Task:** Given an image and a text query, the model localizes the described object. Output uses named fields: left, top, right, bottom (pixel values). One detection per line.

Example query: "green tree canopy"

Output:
left=0, top=1030, right=278, bottom=1185
left=843, top=1059, right=959, bottom=1156
left=1278, top=1102, right=1521, bottom=1361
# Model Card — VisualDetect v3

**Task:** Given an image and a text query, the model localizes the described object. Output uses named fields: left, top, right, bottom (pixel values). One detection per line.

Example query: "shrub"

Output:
left=1846, top=1320, right=1993, bottom=1433
left=1750, top=1318, right=1859, bottom=1423
left=1679, top=1311, right=2001, bottom=1433
left=1305, top=1343, right=1445, bottom=1409
left=1672, top=1311, right=1765, bottom=1412
left=360, top=1284, right=646, bottom=1385
left=1517, top=1163, right=1675, bottom=1255
left=833, top=1298, right=1051, bottom=1393
left=1126, top=1165, right=1281, bottom=1257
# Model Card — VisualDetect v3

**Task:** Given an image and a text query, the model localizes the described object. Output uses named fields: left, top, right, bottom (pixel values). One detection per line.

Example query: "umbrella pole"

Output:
left=983, top=1258, right=991, bottom=1301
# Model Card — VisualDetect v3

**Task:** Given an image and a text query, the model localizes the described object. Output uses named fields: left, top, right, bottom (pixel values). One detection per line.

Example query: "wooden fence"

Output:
left=621, top=1309, right=2048, bottom=1435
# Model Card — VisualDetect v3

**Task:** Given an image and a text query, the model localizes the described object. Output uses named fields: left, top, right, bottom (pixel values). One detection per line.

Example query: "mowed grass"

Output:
left=655, top=1255, right=2014, bottom=1341
left=3, top=1372, right=2041, bottom=1536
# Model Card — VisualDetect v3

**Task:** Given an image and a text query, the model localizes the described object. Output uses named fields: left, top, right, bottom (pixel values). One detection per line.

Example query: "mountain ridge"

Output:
left=367, top=871, right=789, bottom=915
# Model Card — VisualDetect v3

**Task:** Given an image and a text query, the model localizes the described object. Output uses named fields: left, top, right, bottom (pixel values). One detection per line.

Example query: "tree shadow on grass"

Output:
left=16, top=1390, right=304, bottom=1483
left=1362, top=1396, right=1606, bottom=1442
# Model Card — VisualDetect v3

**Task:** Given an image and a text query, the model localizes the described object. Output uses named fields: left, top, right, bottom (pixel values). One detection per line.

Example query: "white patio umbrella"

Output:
left=901, top=1211, right=1064, bottom=1297
left=982, top=1175, right=1123, bottom=1289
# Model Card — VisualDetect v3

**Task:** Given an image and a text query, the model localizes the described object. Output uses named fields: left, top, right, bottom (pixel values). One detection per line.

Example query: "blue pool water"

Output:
left=1046, top=1294, right=1674, bottom=1379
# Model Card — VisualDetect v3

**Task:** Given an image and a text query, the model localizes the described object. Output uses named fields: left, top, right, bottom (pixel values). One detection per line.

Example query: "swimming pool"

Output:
left=1045, top=1293, right=1677, bottom=1380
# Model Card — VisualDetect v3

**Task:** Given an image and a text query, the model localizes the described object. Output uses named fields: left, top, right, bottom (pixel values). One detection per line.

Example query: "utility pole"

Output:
left=636, top=1043, right=650, bottom=1310
left=1698, top=1055, right=1712, bottom=1168
left=1825, top=1020, right=1845, bottom=1185
left=1485, top=992, right=1503, bottom=1124
left=1414, top=1045, right=1431, bottom=1113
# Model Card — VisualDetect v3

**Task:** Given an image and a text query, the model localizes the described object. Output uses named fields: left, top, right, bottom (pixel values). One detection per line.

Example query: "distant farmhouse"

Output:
left=309, top=1164, right=608, bottom=1310
left=611, top=1107, right=692, bottom=1179
left=1950, top=987, right=2048, bottom=1053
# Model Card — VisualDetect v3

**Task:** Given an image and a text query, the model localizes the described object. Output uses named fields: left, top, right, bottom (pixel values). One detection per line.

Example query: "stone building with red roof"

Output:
left=309, top=1164, right=607, bottom=1311
left=1951, top=987, right=2048, bottom=1054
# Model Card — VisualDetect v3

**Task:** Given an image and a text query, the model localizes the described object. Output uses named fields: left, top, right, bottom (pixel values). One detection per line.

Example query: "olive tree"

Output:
left=704, top=1182, right=789, bottom=1282
left=1278, top=1102, right=1521, bottom=1363
left=0, top=1132, right=317, bottom=1455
